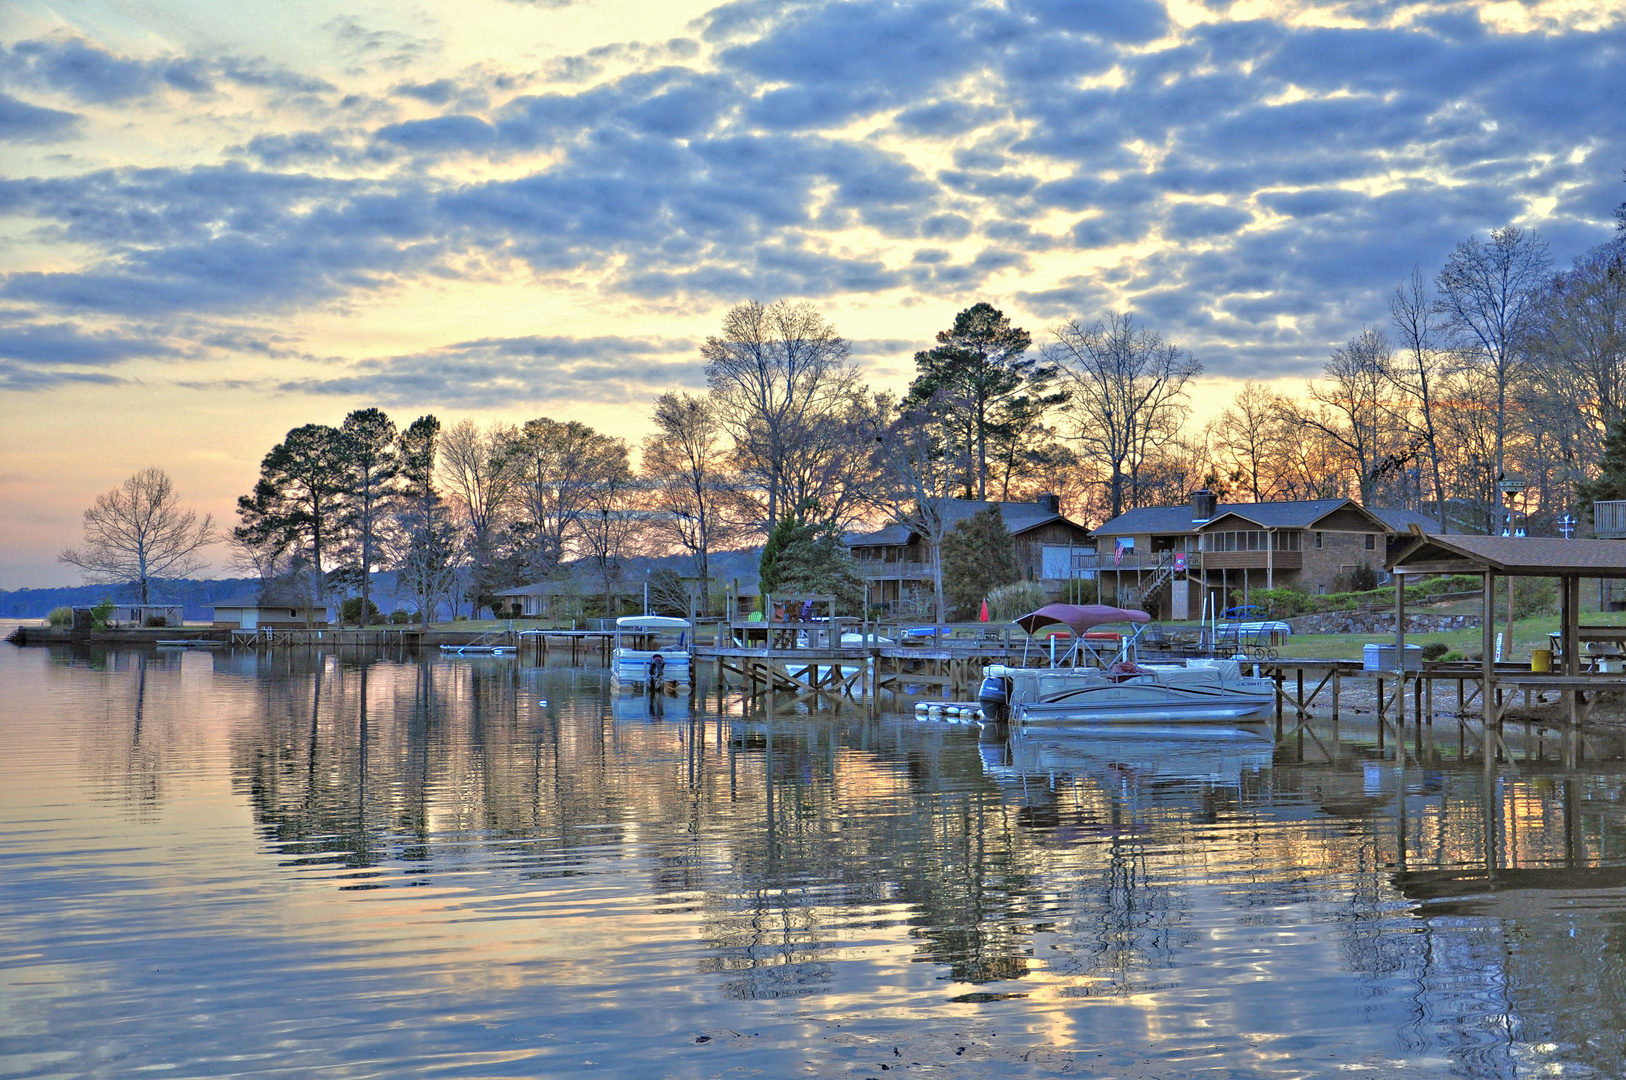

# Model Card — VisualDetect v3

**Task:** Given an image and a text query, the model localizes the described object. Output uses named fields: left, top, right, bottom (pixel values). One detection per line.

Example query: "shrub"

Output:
left=986, top=581, right=1047, bottom=622
left=1336, top=564, right=1380, bottom=593
left=340, top=597, right=381, bottom=626
left=1438, top=651, right=1465, bottom=663
left=1513, top=577, right=1558, bottom=615
left=388, top=609, right=412, bottom=625
left=47, top=606, right=73, bottom=628
left=144, top=615, right=168, bottom=627
left=1421, top=642, right=1451, bottom=661
left=90, top=599, right=114, bottom=630
left=1252, top=587, right=1313, bottom=618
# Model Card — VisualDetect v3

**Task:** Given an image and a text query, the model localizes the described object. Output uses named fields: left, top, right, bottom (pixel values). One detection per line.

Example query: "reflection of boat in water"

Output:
left=612, top=692, right=691, bottom=723
left=979, top=604, right=1275, bottom=727
left=611, top=616, right=692, bottom=689
left=983, top=724, right=1275, bottom=789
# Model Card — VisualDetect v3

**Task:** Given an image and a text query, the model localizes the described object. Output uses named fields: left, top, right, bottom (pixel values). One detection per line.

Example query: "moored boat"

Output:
left=611, top=615, right=691, bottom=689
left=978, top=603, right=1274, bottom=727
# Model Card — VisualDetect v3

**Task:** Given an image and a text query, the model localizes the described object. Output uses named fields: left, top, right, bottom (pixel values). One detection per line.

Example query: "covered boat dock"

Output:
left=1388, top=529, right=1626, bottom=740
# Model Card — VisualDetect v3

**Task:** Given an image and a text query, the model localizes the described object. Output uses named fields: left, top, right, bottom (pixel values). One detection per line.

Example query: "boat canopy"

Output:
left=1014, top=603, right=1151, bottom=637
left=615, top=615, right=691, bottom=631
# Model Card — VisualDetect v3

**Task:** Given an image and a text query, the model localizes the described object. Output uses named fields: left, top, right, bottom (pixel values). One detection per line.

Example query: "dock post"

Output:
left=1273, top=670, right=1284, bottom=740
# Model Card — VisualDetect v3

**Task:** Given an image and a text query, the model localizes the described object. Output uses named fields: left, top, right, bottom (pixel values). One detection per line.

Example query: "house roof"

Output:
left=1369, top=507, right=1441, bottom=534
left=1094, top=498, right=1402, bottom=536
left=846, top=498, right=1090, bottom=548
left=1389, top=532, right=1626, bottom=578
left=210, top=597, right=324, bottom=610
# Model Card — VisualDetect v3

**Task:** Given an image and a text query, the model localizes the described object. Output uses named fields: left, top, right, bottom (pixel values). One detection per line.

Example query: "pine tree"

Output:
left=1578, top=417, right=1626, bottom=520
left=905, top=303, right=1065, bottom=500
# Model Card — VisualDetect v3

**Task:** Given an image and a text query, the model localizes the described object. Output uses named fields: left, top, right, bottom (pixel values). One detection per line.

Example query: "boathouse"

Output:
left=210, top=598, right=329, bottom=629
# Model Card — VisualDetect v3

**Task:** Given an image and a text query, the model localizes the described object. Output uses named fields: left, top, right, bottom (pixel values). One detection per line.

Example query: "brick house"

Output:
left=1088, top=491, right=1435, bottom=619
left=844, top=493, right=1094, bottom=616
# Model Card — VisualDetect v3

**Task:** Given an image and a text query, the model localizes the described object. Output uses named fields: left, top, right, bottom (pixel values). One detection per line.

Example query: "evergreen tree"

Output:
left=235, top=423, right=347, bottom=611
left=905, top=303, right=1066, bottom=500
left=334, top=408, right=400, bottom=625
left=757, top=499, right=862, bottom=613
left=940, top=508, right=1021, bottom=621
left=1578, top=417, right=1626, bottom=520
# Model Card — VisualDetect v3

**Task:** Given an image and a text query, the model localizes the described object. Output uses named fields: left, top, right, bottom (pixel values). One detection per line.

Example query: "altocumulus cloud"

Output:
left=1, top=1, right=1624, bottom=399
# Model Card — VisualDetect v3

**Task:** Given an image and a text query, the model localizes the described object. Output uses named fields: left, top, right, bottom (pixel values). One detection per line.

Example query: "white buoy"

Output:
left=538, top=699, right=548, bottom=706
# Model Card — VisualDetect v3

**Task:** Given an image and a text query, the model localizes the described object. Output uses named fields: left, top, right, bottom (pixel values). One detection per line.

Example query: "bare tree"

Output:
left=642, top=392, right=739, bottom=609
left=1436, top=225, right=1551, bottom=521
left=439, top=418, right=517, bottom=615
left=574, top=440, right=636, bottom=619
left=863, top=392, right=961, bottom=622
left=506, top=417, right=625, bottom=579
left=1214, top=381, right=1287, bottom=502
left=1278, top=328, right=1408, bottom=506
left=702, top=299, right=858, bottom=531
left=1046, top=312, right=1202, bottom=519
left=1529, top=238, right=1626, bottom=436
left=1388, top=266, right=1454, bottom=529
left=61, top=468, right=217, bottom=604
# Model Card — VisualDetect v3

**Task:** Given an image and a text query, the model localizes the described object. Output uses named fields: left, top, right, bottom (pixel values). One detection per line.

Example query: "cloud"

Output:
left=280, top=335, right=701, bottom=408
left=4, top=2, right=1626, bottom=387
left=0, top=92, right=78, bottom=141
left=0, top=321, right=175, bottom=366
left=6, top=38, right=212, bottom=102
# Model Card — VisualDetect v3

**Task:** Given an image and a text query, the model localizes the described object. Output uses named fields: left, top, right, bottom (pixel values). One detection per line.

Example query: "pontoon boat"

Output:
left=978, top=604, right=1275, bottom=727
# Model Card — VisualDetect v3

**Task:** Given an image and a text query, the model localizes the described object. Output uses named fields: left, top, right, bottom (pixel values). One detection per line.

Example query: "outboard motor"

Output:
left=978, top=675, right=1010, bottom=723
left=648, top=652, right=666, bottom=693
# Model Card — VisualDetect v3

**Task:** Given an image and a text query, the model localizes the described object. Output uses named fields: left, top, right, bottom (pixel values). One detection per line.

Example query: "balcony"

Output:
left=856, top=560, right=933, bottom=581
left=1201, top=550, right=1302, bottom=571
left=1596, top=500, right=1626, bottom=540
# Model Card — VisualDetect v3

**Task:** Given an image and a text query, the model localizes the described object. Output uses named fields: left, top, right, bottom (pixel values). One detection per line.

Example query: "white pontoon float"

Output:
left=977, top=603, right=1275, bottom=727
left=611, top=615, right=691, bottom=689
left=440, top=631, right=514, bottom=656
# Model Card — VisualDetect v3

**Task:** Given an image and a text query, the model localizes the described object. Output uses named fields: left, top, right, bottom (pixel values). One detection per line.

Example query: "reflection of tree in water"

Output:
left=75, top=651, right=184, bottom=818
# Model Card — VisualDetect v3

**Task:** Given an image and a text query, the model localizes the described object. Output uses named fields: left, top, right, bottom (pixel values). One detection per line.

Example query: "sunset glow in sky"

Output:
left=2, top=0, right=1623, bottom=586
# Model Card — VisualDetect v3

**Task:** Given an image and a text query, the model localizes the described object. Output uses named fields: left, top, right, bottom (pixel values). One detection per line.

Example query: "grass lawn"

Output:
left=1275, top=608, right=1626, bottom=663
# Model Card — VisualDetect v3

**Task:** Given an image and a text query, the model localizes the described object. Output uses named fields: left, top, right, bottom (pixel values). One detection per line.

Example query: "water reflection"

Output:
left=8, top=642, right=1626, bottom=1077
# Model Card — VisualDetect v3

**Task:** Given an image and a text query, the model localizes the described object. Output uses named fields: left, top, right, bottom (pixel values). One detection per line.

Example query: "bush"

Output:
left=340, top=597, right=381, bottom=626
left=1421, top=642, right=1451, bottom=661
left=986, top=581, right=1047, bottom=622
left=1513, top=577, right=1558, bottom=615
left=1336, top=564, right=1380, bottom=593
left=144, top=615, right=168, bottom=627
left=1438, top=651, right=1465, bottom=663
left=1252, top=587, right=1313, bottom=618
left=388, top=609, right=412, bottom=625
left=47, top=606, right=72, bottom=628
left=90, top=599, right=114, bottom=630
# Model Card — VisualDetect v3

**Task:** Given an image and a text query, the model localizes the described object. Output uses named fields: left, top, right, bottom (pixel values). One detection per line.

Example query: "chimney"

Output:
left=1191, top=489, right=1216, bottom=523
left=1036, top=492, right=1061, bottom=514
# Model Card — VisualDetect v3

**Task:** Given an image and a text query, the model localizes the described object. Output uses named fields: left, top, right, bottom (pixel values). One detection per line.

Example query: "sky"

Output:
left=2, top=0, right=1623, bottom=588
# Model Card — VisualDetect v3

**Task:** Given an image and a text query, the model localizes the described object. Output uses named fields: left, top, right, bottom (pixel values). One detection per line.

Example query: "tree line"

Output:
left=59, top=203, right=1626, bottom=623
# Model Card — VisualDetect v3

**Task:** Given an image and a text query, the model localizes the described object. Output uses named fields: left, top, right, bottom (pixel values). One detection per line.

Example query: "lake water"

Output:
left=5, top=639, right=1626, bottom=1078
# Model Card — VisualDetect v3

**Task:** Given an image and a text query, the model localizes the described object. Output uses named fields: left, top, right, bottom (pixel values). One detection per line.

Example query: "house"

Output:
left=1089, top=491, right=1436, bottom=619
left=844, top=493, right=1094, bottom=616
left=210, top=599, right=329, bottom=629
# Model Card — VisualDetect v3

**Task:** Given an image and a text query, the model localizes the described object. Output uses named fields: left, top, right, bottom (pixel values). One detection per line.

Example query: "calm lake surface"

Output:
left=6, top=638, right=1626, bottom=1078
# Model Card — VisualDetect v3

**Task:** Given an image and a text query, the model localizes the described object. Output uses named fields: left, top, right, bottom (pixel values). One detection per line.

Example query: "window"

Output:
left=1365, top=533, right=1376, bottom=551
left=1314, top=531, right=1323, bottom=548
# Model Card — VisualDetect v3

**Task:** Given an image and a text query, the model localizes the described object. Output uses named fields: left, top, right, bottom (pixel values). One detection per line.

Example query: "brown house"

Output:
left=1088, top=491, right=1435, bottom=619
left=844, top=494, right=1094, bottom=616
